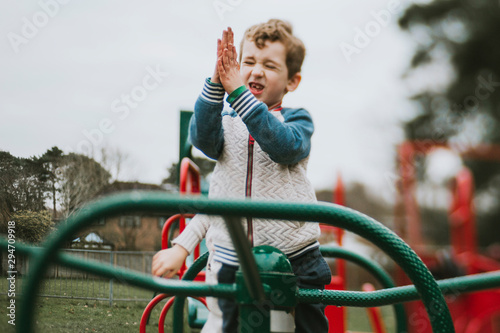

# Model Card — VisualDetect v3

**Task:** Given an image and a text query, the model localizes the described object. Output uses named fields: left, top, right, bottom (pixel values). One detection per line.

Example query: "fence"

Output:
left=0, top=248, right=157, bottom=305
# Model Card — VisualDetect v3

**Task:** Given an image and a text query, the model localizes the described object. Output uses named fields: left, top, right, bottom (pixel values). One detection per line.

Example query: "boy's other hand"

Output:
left=151, top=244, right=189, bottom=278
left=212, top=27, right=234, bottom=84
left=218, top=41, right=244, bottom=94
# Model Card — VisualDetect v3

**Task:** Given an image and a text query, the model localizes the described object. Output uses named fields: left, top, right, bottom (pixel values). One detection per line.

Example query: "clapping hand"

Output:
left=211, top=27, right=233, bottom=84
left=217, top=27, right=244, bottom=94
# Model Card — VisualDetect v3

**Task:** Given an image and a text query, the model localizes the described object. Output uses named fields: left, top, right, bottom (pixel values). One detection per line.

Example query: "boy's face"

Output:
left=240, top=39, right=301, bottom=108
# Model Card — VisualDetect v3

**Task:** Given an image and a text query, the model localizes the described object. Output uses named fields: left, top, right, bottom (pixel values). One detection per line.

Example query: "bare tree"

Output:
left=59, top=153, right=111, bottom=218
left=99, top=146, right=130, bottom=182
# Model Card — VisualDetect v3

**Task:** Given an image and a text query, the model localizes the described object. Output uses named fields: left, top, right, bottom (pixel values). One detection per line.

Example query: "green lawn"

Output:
left=0, top=296, right=395, bottom=332
left=0, top=277, right=396, bottom=332
left=0, top=277, right=201, bottom=333
left=0, top=295, right=201, bottom=333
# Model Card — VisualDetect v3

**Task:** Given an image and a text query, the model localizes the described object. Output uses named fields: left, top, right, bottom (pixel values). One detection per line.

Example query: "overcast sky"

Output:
left=1, top=0, right=453, bottom=201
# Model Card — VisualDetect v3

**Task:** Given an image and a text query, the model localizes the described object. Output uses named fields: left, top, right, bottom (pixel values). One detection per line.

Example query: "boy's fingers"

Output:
left=223, top=48, right=229, bottom=67
left=229, top=44, right=236, bottom=62
left=154, top=263, right=171, bottom=277
left=231, top=44, right=238, bottom=63
left=152, top=261, right=161, bottom=275
left=222, top=29, right=228, bottom=48
left=217, top=57, right=225, bottom=75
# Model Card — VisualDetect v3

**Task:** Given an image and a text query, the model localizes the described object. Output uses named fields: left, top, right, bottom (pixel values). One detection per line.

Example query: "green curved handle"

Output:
left=172, top=251, right=209, bottom=332
left=320, top=246, right=408, bottom=333
left=17, top=192, right=454, bottom=333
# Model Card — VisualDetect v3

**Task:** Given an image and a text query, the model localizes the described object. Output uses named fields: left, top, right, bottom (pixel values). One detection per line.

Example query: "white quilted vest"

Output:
left=205, top=109, right=320, bottom=255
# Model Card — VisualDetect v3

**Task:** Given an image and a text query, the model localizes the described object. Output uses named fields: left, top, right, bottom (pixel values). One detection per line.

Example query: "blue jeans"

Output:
left=217, top=246, right=331, bottom=333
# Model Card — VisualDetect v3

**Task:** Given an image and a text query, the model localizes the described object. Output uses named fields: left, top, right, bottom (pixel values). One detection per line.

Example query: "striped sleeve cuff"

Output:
left=200, top=78, right=225, bottom=103
left=228, top=89, right=261, bottom=119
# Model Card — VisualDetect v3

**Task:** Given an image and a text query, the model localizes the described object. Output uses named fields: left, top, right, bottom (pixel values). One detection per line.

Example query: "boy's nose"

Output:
left=251, top=65, right=264, bottom=77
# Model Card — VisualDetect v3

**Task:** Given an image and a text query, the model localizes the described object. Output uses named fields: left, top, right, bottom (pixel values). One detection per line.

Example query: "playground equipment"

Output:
left=4, top=192, right=500, bottom=333
left=140, top=156, right=209, bottom=331
left=396, top=140, right=500, bottom=333
left=146, top=163, right=405, bottom=332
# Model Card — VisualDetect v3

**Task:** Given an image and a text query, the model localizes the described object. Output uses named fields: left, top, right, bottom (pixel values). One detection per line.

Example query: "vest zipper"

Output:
left=245, top=134, right=255, bottom=246
left=244, top=105, right=282, bottom=247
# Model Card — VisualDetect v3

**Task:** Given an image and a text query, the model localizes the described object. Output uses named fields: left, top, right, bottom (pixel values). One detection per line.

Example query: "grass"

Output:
left=0, top=277, right=397, bottom=332
left=0, top=277, right=201, bottom=333
left=0, top=295, right=201, bottom=333
left=0, top=296, right=396, bottom=332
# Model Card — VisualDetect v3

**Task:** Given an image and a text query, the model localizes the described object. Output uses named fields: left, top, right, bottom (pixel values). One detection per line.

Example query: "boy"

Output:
left=152, top=19, right=331, bottom=333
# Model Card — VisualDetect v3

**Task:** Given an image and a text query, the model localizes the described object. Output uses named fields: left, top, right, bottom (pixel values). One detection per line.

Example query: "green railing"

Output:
left=2, top=191, right=498, bottom=332
left=320, top=247, right=407, bottom=333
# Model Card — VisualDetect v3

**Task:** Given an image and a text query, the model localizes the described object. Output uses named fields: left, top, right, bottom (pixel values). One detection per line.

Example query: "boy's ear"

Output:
left=286, top=72, right=302, bottom=92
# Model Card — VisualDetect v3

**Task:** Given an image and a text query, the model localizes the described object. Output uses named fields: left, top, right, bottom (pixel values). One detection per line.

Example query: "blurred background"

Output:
left=1, top=0, right=499, bottom=250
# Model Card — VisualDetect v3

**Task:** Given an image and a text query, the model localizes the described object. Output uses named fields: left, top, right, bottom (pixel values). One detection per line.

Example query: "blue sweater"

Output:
left=189, top=78, right=314, bottom=165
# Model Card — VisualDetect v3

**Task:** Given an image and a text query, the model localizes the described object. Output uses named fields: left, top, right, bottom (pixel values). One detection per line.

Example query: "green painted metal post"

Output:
left=178, top=110, right=193, bottom=184
left=172, top=252, right=209, bottom=333
left=223, top=216, right=265, bottom=302
left=236, top=246, right=297, bottom=333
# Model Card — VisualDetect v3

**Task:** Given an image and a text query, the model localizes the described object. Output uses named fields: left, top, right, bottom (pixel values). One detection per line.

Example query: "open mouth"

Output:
left=248, top=82, right=264, bottom=95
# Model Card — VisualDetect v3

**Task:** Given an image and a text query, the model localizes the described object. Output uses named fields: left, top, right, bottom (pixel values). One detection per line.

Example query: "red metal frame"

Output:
left=396, top=141, right=500, bottom=333
left=140, top=294, right=171, bottom=333
left=179, top=157, right=201, bottom=195
left=141, top=157, right=205, bottom=332
left=158, top=296, right=207, bottom=333
left=449, top=168, right=477, bottom=257
left=396, top=141, right=500, bottom=250
left=323, top=173, right=348, bottom=333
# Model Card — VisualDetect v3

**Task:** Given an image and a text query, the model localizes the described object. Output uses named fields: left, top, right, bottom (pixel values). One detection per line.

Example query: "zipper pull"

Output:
left=249, top=135, right=255, bottom=145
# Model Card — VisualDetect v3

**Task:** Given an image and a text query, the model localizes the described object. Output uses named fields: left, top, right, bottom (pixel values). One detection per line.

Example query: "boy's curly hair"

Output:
left=239, top=19, right=306, bottom=79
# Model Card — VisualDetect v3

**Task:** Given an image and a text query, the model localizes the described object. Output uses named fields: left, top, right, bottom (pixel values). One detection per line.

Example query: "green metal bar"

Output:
left=14, top=192, right=454, bottom=333
left=0, top=238, right=235, bottom=299
left=2, top=238, right=500, bottom=333
left=2, top=238, right=498, bottom=307
left=223, top=216, right=265, bottom=301
left=320, top=246, right=407, bottom=333
left=172, top=252, right=209, bottom=333
left=297, top=270, right=500, bottom=306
